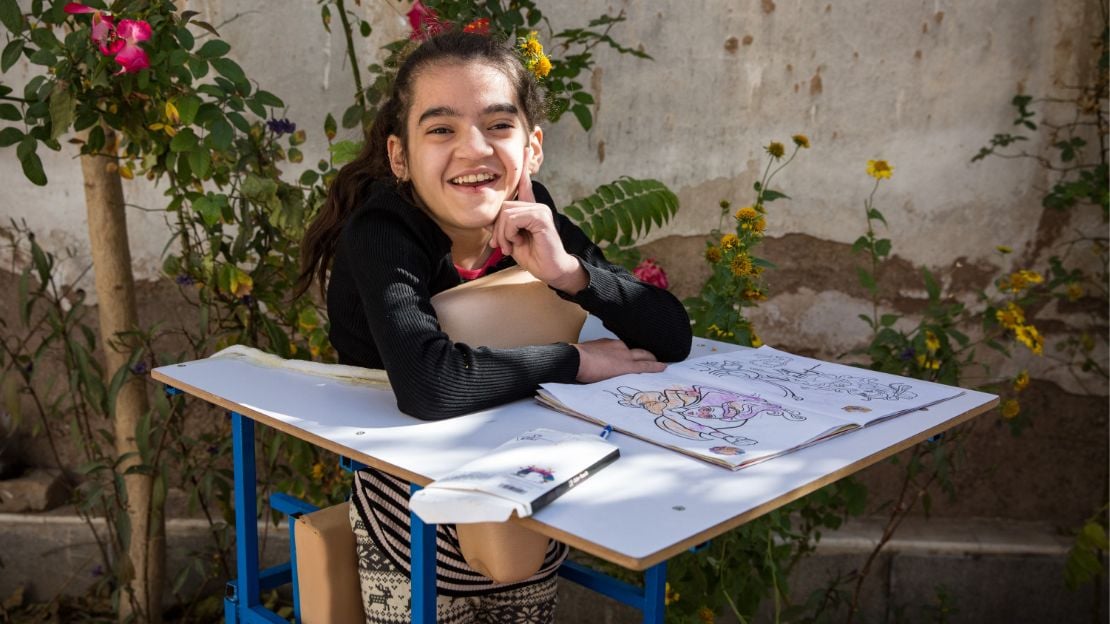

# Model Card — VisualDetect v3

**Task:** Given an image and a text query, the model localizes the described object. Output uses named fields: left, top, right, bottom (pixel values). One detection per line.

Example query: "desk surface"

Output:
left=152, top=323, right=997, bottom=571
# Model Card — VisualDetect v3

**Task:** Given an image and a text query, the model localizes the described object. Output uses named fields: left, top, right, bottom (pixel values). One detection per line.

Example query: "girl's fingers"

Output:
left=517, top=145, right=535, bottom=203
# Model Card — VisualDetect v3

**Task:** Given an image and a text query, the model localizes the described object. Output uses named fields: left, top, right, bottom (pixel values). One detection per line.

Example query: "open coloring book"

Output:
left=537, top=346, right=965, bottom=470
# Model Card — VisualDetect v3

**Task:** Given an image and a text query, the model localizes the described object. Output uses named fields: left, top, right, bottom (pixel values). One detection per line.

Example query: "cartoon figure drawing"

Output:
left=694, top=355, right=917, bottom=403
left=515, top=466, right=555, bottom=484
left=610, top=385, right=804, bottom=446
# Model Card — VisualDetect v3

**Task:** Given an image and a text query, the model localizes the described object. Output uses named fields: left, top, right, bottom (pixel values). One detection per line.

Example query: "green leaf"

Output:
left=880, top=313, right=900, bottom=327
left=29, top=26, right=57, bottom=50
left=187, top=148, right=211, bottom=178
left=761, top=189, right=790, bottom=202
left=211, top=57, right=247, bottom=84
left=341, top=103, right=363, bottom=129
left=196, top=39, right=231, bottom=59
left=19, top=145, right=46, bottom=186
left=570, top=103, right=592, bottom=131
left=922, top=267, right=940, bottom=300
left=192, top=193, right=227, bottom=227
left=874, top=238, right=892, bottom=258
left=206, top=117, right=233, bottom=150
left=48, top=82, right=75, bottom=140
left=241, top=174, right=278, bottom=203
left=324, top=113, right=337, bottom=140
left=856, top=267, right=876, bottom=292
left=0, top=127, right=23, bottom=147
left=563, top=177, right=678, bottom=245
left=0, top=102, right=20, bottom=121
left=254, top=90, right=284, bottom=108
left=1, top=39, right=23, bottom=72
left=170, top=128, right=198, bottom=152
left=176, top=95, right=202, bottom=126
left=329, top=140, right=361, bottom=166
left=0, top=2, right=22, bottom=34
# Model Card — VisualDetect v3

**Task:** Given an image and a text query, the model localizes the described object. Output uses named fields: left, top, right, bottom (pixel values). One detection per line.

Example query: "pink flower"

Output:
left=407, top=0, right=446, bottom=41
left=633, top=258, right=669, bottom=290
left=111, top=19, right=152, bottom=74
left=63, top=2, right=95, bottom=14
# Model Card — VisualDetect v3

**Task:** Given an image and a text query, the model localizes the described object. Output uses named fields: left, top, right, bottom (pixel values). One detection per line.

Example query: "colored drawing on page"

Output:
left=608, top=384, right=804, bottom=447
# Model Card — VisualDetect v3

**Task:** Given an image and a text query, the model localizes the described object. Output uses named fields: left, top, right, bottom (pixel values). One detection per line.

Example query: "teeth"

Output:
left=451, top=173, right=495, bottom=184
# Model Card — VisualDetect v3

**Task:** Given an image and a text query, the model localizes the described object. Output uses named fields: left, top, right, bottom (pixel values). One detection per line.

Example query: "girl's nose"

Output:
left=456, top=125, right=495, bottom=159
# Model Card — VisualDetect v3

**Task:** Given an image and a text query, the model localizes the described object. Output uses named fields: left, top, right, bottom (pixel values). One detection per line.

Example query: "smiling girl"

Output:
left=297, top=30, right=691, bottom=624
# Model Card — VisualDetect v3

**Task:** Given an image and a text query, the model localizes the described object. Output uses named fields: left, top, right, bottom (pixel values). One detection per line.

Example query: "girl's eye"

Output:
left=427, top=127, right=452, bottom=135
left=489, top=122, right=515, bottom=131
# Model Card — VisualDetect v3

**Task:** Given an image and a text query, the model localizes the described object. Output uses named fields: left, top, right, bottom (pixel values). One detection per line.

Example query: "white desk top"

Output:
left=152, top=321, right=997, bottom=570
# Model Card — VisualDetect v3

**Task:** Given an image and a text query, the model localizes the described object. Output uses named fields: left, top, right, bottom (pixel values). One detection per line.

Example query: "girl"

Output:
left=297, top=30, right=691, bottom=624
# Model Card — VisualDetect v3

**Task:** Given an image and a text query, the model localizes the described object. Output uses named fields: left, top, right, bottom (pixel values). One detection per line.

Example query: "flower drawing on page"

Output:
left=696, top=355, right=918, bottom=402
left=609, top=385, right=804, bottom=447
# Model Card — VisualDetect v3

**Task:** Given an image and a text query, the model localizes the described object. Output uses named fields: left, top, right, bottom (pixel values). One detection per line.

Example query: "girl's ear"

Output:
left=387, top=135, right=407, bottom=180
left=527, top=127, right=544, bottom=174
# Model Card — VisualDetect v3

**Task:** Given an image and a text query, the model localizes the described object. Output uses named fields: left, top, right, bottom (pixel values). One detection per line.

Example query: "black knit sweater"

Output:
left=326, top=179, right=692, bottom=420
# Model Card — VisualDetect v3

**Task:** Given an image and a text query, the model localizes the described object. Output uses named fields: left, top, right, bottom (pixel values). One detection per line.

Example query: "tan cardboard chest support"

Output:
left=294, top=266, right=587, bottom=621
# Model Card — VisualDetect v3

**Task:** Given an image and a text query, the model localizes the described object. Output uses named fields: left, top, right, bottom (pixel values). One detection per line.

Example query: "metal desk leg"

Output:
left=228, top=412, right=260, bottom=621
left=409, top=484, right=437, bottom=623
left=643, top=561, right=667, bottom=624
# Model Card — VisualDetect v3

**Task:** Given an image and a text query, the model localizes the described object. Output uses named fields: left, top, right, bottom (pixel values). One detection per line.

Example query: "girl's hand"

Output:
left=491, top=147, right=588, bottom=294
left=573, top=338, right=665, bottom=383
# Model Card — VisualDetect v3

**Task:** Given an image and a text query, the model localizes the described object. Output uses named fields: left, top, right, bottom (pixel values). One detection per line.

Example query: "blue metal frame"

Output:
left=557, top=559, right=668, bottom=624
left=409, top=484, right=438, bottom=623
left=164, top=386, right=674, bottom=624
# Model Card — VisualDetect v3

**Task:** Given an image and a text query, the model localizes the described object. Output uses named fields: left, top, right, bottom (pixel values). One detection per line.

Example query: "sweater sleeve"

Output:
left=340, top=208, right=581, bottom=420
left=539, top=185, right=692, bottom=363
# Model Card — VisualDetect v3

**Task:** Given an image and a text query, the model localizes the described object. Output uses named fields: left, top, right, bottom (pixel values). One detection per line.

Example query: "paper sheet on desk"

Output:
left=409, top=428, right=619, bottom=524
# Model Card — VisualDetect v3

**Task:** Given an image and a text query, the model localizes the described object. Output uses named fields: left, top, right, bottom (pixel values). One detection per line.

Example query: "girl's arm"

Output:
left=341, top=207, right=581, bottom=420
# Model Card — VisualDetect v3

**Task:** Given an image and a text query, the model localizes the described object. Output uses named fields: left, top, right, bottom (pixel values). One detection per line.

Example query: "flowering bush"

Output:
left=685, top=135, right=809, bottom=346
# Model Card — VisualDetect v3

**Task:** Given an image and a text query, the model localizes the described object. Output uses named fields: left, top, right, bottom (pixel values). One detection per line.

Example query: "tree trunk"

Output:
left=78, top=126, right=164, bottom=624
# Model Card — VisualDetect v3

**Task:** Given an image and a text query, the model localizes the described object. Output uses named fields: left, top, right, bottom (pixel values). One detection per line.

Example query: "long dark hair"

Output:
left=295, top=30, right=547, bottom=299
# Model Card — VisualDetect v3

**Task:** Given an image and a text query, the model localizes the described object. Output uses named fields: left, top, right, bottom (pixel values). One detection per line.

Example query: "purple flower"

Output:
left=130, top=361, right=149, bottom=375
left=266, top=118, right=296, bottom=136
left=175, top=274, right=195, bottom=286
left=899, top=347, right=916, bottom=361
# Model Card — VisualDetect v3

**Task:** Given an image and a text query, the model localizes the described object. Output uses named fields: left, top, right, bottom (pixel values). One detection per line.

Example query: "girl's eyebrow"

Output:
left=417, top=103, right=519, bottom=125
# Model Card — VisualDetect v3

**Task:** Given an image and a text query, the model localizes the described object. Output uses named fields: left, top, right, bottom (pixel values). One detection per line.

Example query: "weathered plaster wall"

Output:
left=0, top=0, right=1103, bottom=399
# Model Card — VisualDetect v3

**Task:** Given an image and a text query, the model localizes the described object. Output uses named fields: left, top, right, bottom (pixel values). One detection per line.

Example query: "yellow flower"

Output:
left=915, top=354, right=941, bottom=370
left=520, top=31, right=544, bottom=57
left=664, top=582, right=680, bottom=606
left=866, top=159, right=893, bottom=179
left=1066, top=283, right=1084, bottom=301
left=735, top=205, right=759, bottom=220
left=1002, top=269, right=1044, bottom=293
left=1013, top=324, right=1044, bottom=355
left=1013, top=370, right=1029, bottom=392
left=1000, top=398, right=1020, bottom=420
left=527, top=53, right=552, bottom=79
left=311, top=462, right=325, bottom=482
left=697, top=606, right=716, bottom=623
left=720, top=233, right=740, bottom=250
left=766, top=141, right=785, bottom=159
left=996, top=245, right=1013, bottom=254
left=995, top=302, right=1025, bottom=330
left=792, top=134, right=810, bottom=148
left=924, top=331, right=940, bottom=353
left=750, top=332, right=763, bottom=348
left=729, top=253, right=754, bottom=277
left=753, top=217, right=766, bottom=232
left=742, top=288, right=766, bottom=301
left=705, top=246, right=722, bottom=263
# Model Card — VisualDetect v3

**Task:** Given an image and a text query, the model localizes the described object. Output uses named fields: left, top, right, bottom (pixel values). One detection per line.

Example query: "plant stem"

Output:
left=334, top=0, right=366, bottom=109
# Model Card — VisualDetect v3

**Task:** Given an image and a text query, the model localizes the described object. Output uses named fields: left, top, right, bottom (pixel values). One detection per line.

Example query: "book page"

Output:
left=539, top=372, right=853, bottom=470
left=670, top=347, right=963, bottom=426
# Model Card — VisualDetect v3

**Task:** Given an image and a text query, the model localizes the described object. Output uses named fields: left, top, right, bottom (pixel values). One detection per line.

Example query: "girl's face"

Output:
left=388, top=62, right=543, bottom=237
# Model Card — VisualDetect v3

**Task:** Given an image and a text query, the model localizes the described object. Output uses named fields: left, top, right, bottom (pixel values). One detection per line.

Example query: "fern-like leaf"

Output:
left=564, top=177, right=678, bottom=246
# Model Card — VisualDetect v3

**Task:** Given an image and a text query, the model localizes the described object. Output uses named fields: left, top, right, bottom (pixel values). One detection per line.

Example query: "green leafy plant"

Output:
left=685, top=136, right=809, bottom=346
